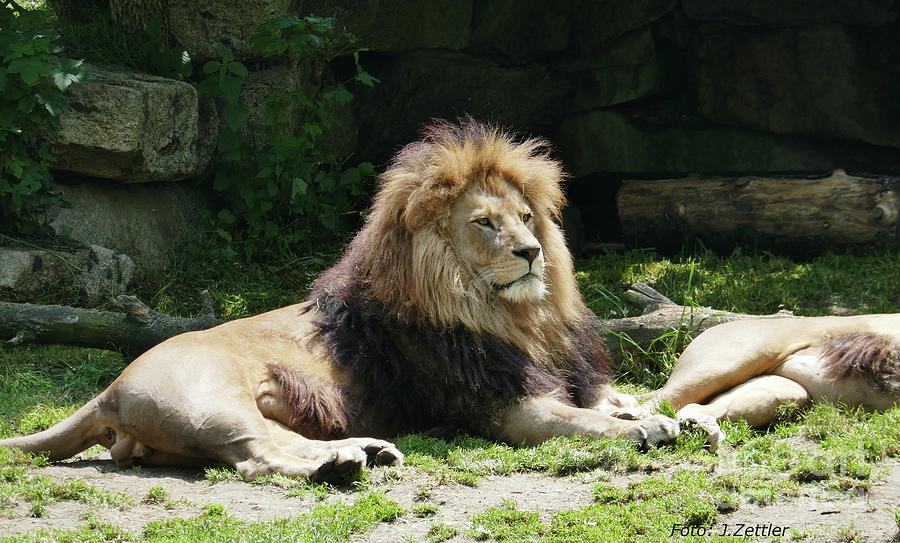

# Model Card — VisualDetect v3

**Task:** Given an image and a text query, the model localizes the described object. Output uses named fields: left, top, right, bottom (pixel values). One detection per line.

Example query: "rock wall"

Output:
left=309, top=0, right=900, bottom=248
left=34, top=0, right=900, bottom=273
left=326, top=1, right=900, bottom=173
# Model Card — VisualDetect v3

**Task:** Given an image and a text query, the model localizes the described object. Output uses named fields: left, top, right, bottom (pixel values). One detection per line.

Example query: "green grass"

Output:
left=576, top=249, right=900, bottom=318
left=2, top=248, right=900, bottom=541
left=427, top=522, right=459, bottom=542
left=7, top=490, right=404, bottom=543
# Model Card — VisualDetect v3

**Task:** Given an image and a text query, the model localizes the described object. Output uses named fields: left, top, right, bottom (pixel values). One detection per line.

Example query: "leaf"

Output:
left=301, top=123, right=322, bottom=139
left=318, top=208, right=338, bottom=230
left=317, top=172, right=336, bottom=194
left=219, top=76, right=242, bottom=104
left=7, top=57, right=51, bottom=86
left=52, top=58, right=86, bottom=91
left=202, top=61, right=221, bottom=75
left=197, top=76, right=220, bottom=96
left=216, top=209, right=237, bottom=225
left=340, top=168, right=361, bottom=187
left=228, top=61, right=249, bottom=78
left=355, top=70, right=379, bottom=88
left=291, top=178, right=308, bottom=201
left=215, top=42, right=235, bottom=63
left=357, top=162, right=375, bottom=176
left=324, top=86, right=353, bottom=106
left=222, top=102, right=249, bottom=129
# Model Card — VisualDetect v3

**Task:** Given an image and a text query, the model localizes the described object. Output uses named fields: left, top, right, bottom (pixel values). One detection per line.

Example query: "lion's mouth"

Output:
left=493, top=273, right=538, bottom=291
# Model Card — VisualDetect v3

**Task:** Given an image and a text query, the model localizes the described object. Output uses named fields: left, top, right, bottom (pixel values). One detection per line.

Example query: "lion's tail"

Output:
left=0, top=397, right=105, bottom=461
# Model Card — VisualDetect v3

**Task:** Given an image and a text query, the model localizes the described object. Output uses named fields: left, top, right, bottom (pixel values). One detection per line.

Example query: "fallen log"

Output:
left=1, top=285, right=787, bottom=361
left=595, top=283, right=793, bottom=357
left=0, top=292, right=220, bottom=355
left=617, top=170, right=900, bottom=254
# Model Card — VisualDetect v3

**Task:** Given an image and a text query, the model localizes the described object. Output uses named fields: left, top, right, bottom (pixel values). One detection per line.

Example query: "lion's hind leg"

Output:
left=255, top=366, right=403, bottom=472
left=678, top=375, right=810, bottom=451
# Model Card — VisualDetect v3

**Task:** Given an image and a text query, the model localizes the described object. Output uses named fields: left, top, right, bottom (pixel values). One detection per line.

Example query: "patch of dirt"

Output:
left=2, top=452, right=900, bottom=542
left=356, top=471, right=599, bottom=543
left=712, top=458, right=900, bottom=543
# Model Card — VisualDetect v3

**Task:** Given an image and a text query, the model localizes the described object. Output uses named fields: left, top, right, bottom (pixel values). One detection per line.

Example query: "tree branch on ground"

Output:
left=595, top=283, right=793, bottom=358
left=0, top=292, right=220, bottom=356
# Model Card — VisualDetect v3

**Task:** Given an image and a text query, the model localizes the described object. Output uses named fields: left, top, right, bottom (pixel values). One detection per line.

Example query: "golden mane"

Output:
left=312, top=119, right=593, bottom=366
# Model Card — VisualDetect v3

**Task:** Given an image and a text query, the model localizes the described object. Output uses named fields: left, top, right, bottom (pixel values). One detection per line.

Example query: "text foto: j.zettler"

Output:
left=671, top=523, right=789, bottom=538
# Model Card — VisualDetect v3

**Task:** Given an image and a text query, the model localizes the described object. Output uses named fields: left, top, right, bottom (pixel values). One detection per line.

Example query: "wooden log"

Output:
left=0, top=293, right=220, bottom=355
left=617, top=170, right=900, bottom=254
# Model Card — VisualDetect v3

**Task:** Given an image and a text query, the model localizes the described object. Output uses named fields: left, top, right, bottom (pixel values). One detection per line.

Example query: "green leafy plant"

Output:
left=0, top=5, right=87, bottom=233
left=197, top=14, right=378, bottom=263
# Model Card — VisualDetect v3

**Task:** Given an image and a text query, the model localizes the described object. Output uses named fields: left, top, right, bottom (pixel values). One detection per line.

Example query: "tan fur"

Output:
left=642, top=314, right=900, bottom=451
left=0, top=120, right=679, bottom=480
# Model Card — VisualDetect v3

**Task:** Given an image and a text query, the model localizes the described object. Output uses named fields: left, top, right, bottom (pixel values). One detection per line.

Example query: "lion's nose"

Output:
left=512, top=247, right=540, bottom=265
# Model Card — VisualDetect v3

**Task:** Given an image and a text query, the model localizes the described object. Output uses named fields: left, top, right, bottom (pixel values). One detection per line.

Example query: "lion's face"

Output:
left=446, top=183, right=547, bottom=303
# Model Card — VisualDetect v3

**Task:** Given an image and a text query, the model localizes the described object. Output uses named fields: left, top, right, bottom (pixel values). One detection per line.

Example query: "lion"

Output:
left=640, top=315, right=900, bottom=450
left=0, top=119, right=678, bottom=481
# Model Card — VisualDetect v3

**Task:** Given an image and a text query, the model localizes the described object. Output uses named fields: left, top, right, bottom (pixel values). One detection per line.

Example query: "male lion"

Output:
left=0, top=120, right=678, bottom=481
left=641, top=315, right=900, bottom=449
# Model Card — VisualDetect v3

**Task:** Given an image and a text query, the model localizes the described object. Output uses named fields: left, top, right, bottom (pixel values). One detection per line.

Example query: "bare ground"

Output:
left=2, top=452, right=899, bottom=542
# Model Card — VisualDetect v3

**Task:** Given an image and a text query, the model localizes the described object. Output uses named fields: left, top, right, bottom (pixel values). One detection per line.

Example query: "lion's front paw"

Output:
left=620, top=415, right=680, bottom=448
left=310, top=446, right=367, bottom=482
left=678, top=413, right=726, bottom=453
left=362, top=440, right=404, bottom=467
left=608, top=405, right=653, bottom=421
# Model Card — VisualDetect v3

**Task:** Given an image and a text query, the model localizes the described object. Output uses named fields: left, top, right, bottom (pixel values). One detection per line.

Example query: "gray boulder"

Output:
left=558, top=110, right=845, bottom=176
left=0, top=244, right=134, bottom=297
left=47, top=181, right=208, bottom=272
left=470, top=1, right=568, bottom=65
left=51, top=64, right=216, bottom=183
left=696, top=24, right=900, bottom=149
left=168, top=0, right=291, bottom=60
left=565, top=0, right=676, bottom=55
left=565, top=28, right=662, bottom=112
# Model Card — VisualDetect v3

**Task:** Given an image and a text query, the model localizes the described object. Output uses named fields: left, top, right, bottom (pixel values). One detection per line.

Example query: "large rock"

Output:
left=51, top=64, right=217, bottom=182
left=564, top=0, right=676, bottom=54
left=168, top=0, right=291, bottom=60
left=0, top=244, right=134, bottom=297
left=556, top=110, right=900, bottom=176
left=470, top=0, right=568, bottom=65
left=353, top=50, right=572, bottom=164
left=46, top=180, right=209, bottom=272
left=301, top=0, right=473, bottom=52
left=696, top=24, right=900, bottom=149
left=683, top=0, right=897, bottom=26
left=565, top=28, right=661, bottom=112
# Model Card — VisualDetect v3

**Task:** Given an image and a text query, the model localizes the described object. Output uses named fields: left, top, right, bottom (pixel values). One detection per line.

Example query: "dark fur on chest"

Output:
left=306, top=293, right=610, bottom=437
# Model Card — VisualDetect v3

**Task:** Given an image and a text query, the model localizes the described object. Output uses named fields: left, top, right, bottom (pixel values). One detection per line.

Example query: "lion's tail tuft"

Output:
left=0, top=397, right=105, bottom=461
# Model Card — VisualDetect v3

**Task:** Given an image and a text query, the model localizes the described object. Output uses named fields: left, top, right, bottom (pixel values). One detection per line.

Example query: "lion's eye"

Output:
left=522, top=212, right=532, bottom=224
left=475, top=217, right=492, bottom=227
